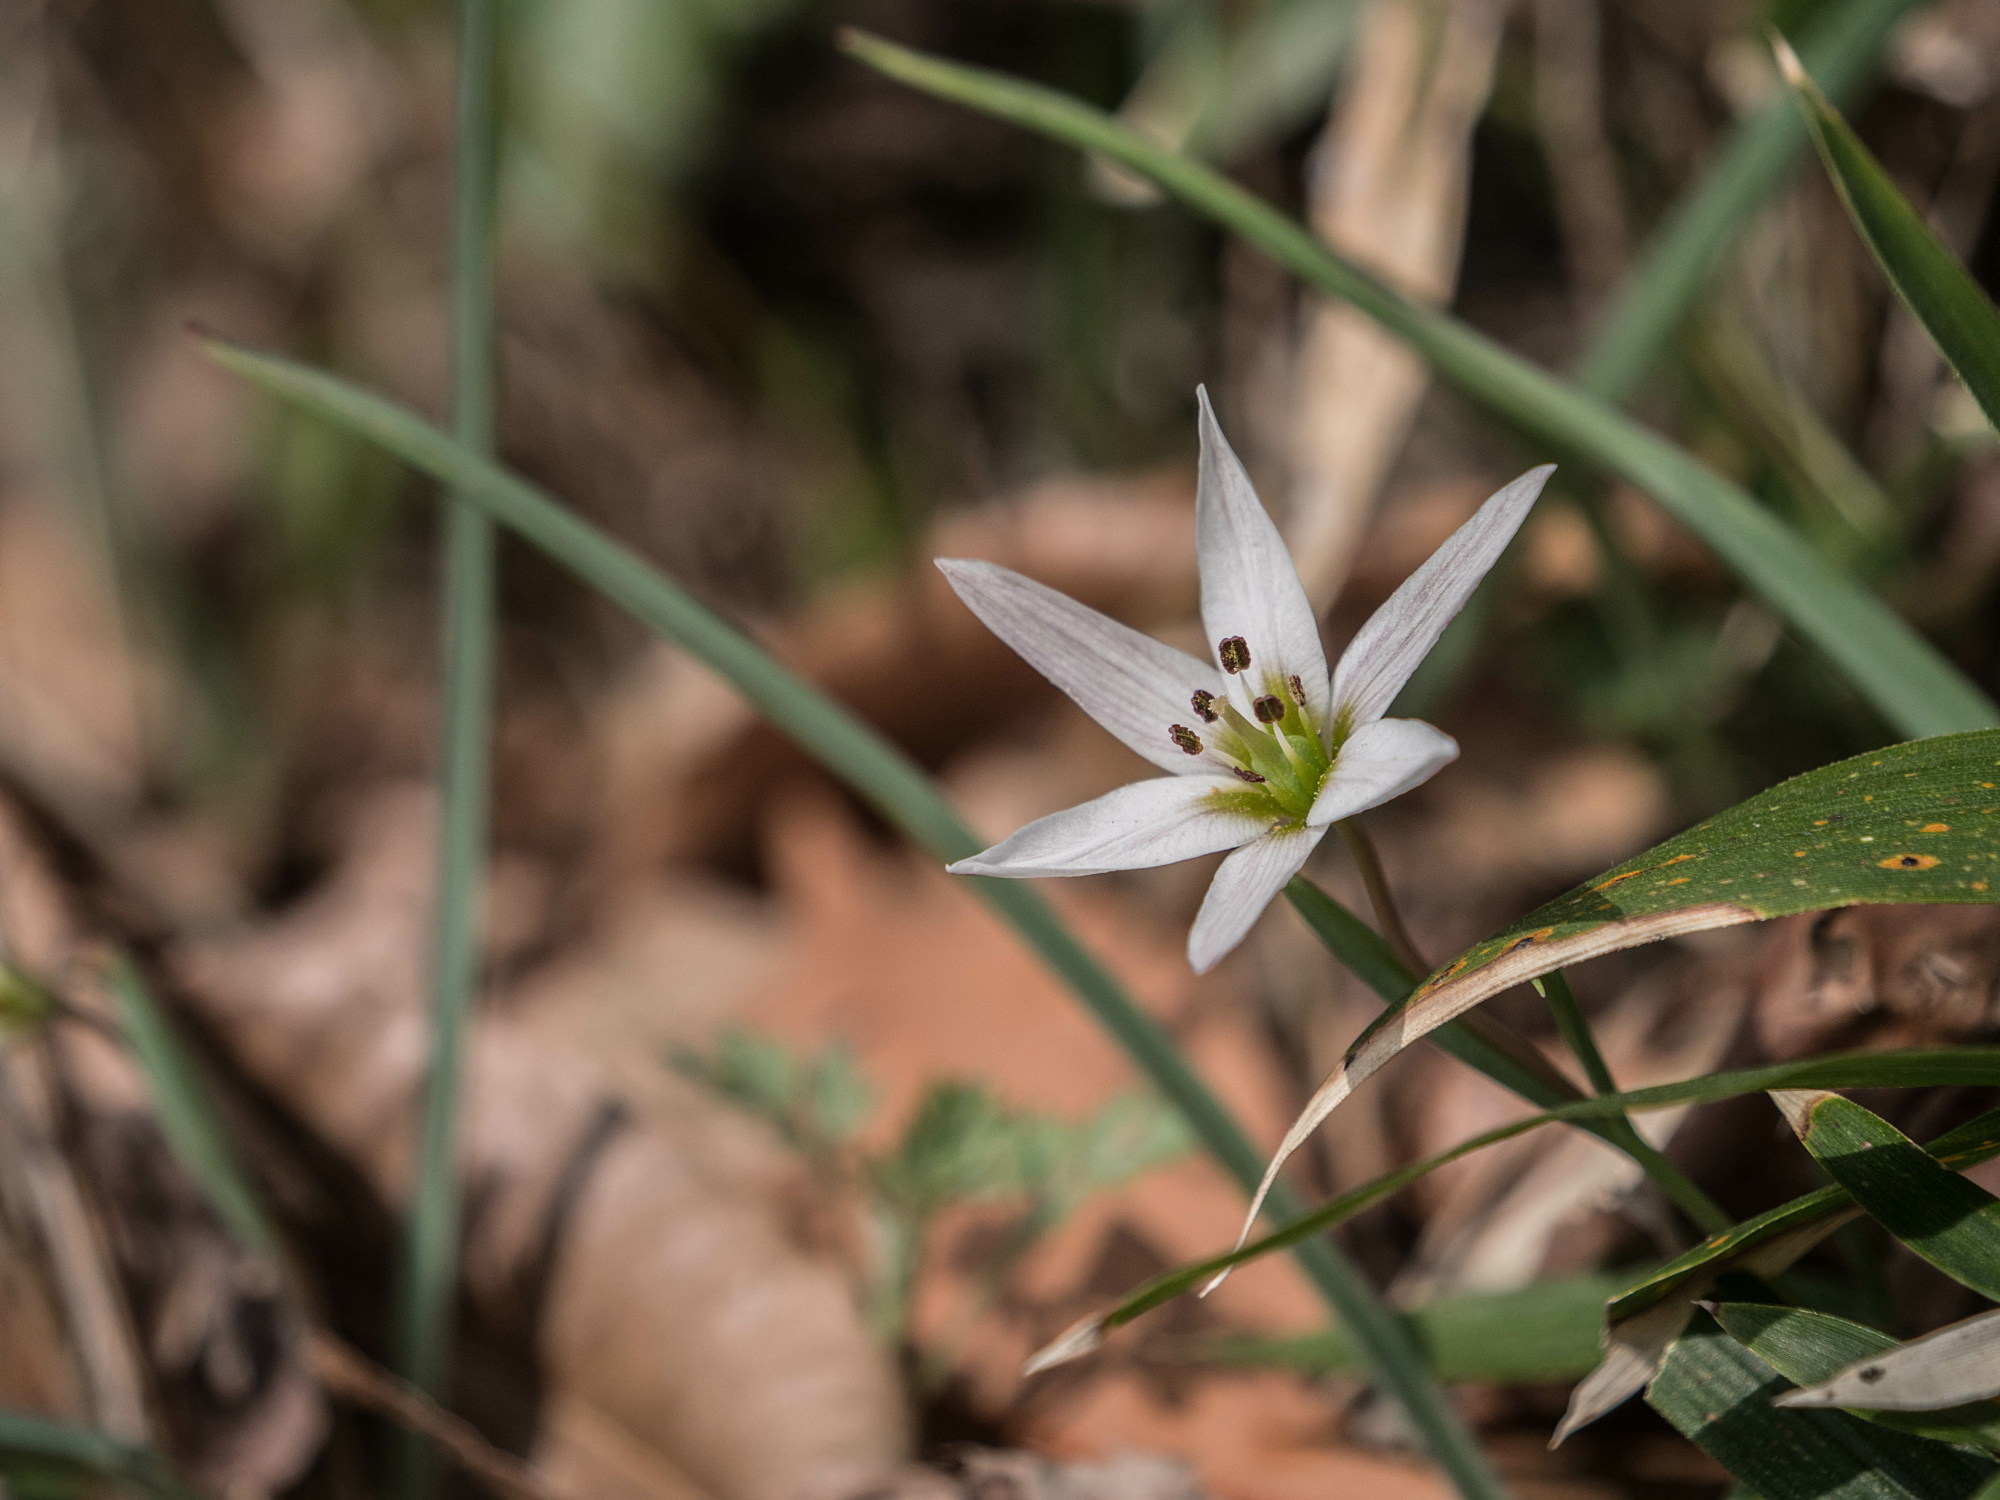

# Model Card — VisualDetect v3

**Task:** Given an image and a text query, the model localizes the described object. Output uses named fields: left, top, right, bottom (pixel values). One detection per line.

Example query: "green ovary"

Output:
left=1205, top=674, right=1334, bottom=825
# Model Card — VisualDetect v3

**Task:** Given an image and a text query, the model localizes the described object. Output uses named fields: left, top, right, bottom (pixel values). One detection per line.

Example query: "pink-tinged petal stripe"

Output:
left=1186, top=825, right=1327, bottom=973
left=1195, top=389, right=1331, bottom=725
left=1305, top=718, right=1459, bottom=828
left=937, top=558, right=1228, bottom=775
left=1330, top=465, right=1554, bottom=726
left=947, top=775, right=1265, bottom=878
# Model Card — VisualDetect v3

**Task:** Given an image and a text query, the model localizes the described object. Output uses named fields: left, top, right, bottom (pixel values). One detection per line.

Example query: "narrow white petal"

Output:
left=1305, top=718, right=1459, bottom=827
left=1186, top=827, right=1327, bottom=972
left=1330, top=464, right=1554, bottom=726
left=948, top=775, right=1263, bottom=878
left=937, top=558, right=1229, bottom=775
left=1195, top=389, right=1331, bottom=723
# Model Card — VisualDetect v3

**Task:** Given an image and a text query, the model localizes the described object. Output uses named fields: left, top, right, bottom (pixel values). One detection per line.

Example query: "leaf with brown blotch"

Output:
left=1218, top=730, right=2000, bottom=1284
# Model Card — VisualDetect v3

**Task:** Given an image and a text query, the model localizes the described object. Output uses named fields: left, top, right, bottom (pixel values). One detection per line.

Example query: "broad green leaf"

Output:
left=837, top=29, right=1998, bottom=742
left=0, top=1408, right=203, bottom=1500
left=1646, top=1312, right=1997, bottom=1499
left=1728, top=1303, right=2000, bottom=1441
left=1024, top=1049, right=2000, bottom=1373
left=1243, top=731, right=2000, bottom=1241
left=1182, top=1274, right=1620, bottom=1384
left=108, top=958, right=279, bottom=1264
left=1779, top=42, right=2000, bottom=435
left=1777, top=1091, right=2000, bottom=1301
left=195, top=339, right=1504, bottom=1500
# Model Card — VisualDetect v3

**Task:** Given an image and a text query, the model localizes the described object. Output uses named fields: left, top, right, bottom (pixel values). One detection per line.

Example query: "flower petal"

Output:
left=1330, top=464, right=1554, bottom=726
left=1195, top=389, right=1331, bottom=724
left=937, top=558, right=1228, bottom=775
left=948, top=775, right=1264, bottom=878
left=1305, top=717, right=1458, bottom=827
left=1187, top=826, right=1327, bottom=972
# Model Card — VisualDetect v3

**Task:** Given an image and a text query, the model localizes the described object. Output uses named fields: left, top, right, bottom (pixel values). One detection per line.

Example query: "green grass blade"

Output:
left=1285, top=878, right=1728, bottom=1231
left=1610, top=1104, right=2000, bottom=1324
left=1181, top=1273, right=1622, bottom=1385
left=1284, top=877, right=1579, bottom=1107
left=1266, top=730, right=2000, bottom=1211
left=1716, top=1303, right=2000, bottom=1452
left=195, top=339, right=1506, bottom=1500
left=397, top=0, right=500, bottom=1464
left=1646, top=1312, right=1996, bottom=1499
left=1575, top=0, right=1925, bottom=402
left=1779, top=1090, right=2000, bottom=1300
left=1780, top=42, right=2000, bottom=435
left=1030, top=1049, right=2000, bottom=1356
left=106, top=958, right=279, bottom=1264
left=0, top=1409, right=205, bottom=1500
left=837, top=29, right=1996, bottom=741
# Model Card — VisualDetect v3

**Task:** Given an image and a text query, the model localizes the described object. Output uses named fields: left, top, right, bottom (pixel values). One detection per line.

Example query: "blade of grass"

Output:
left=1646, top=1311, right=1996, bottom=1500
left=1778, top=40, right=2000, bottom=435
left=1535, top=968, right=1730, bottom=1235
left=837, top=29, right=1996, bottom=740
left=398, top=2, right=499, bottom=1491
left=0, top=1408, right=205, bottom=1500
left=105, top=957, right=279, bottom=1265
left=1286, top=877, right=1730, bottom=1234
left=1031, top=1048, right=2000, bottom=1359
left=1776, top=1090, right=2000, bottom=1299
left=1574, top=0, right=1926, bottom=403
left=194, top=339, right=1507, bottom=1500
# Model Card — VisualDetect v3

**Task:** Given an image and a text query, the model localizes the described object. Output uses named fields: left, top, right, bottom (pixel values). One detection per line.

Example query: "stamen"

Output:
left=1288, top=675, right=1306, bottom=706
left=1231, top=766, right=1266, bottom=784
left=1253, top=695, right=1286, bottom=724
left=1189, top=689, right=1219, bottom=724
left=1168, top=724, right=1204, bottom=756
left=1218, top=636, right=1251, bottom=674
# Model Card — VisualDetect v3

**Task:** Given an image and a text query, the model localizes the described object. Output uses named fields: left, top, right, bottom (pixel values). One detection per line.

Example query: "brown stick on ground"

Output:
left=304, top=1330, right=562, bottom=1500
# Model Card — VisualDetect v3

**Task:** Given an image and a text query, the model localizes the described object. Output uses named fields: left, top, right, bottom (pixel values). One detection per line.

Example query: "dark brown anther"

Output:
left=1253, top=695, right=1286, bottom=724
left=1189, top=689, right=1219, bottom=723
left=1169, top=724, right=1204, bottom=756
left=1288, top=675, right=1307, bottom=706
left=1218, top=636, right=1251, bottom=674
left=1231, top=766, right=1266, bottom=784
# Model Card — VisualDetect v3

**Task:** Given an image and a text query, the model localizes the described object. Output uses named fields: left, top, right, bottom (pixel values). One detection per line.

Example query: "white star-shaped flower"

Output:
left=941, top=389, right=1552, bottom=973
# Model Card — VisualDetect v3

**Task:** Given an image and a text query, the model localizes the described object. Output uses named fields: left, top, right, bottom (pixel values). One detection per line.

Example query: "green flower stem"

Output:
left=196, top=338, right=1507, bottom=1500
left=1534, top=971, right=1732, bottom=1237
left=397, top=1, right=498, bottom=1488
left=838, top=28, right=1996, bottom=742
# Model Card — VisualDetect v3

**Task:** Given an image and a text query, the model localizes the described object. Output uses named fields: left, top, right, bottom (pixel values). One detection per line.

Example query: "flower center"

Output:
left=1167, top=639, right=1333, bottom=825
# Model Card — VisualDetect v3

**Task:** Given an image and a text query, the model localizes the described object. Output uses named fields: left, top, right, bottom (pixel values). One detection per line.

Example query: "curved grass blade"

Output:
left=195, top=338, right=1504, bottom=1500
left=1288, top=879, right=1727, bottom=1232
left=837, top=29, right=1998, bottom=742
left=1729, top=1303, right=2000, bottom=1439
left=1775, top=1090, right=2000, bottom=1300
left=0, top=1409, right=205, bottom=1500
left=1613, top=1106, right=2000, bottom=1326
left=1232, top=731, right=2000, bottom=1259
left=1576, top=0, right=1925, bottom=403
left=1178, top=1273, right=1621, bottom=1385
left=106, top=957, right=280, bottom=1265
left=1646, top=1311, right=1997, bottom=1499
left=1778, top=41, right=2000, bottom=434
left=1023, top=1049, right=2000, bottom=1372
